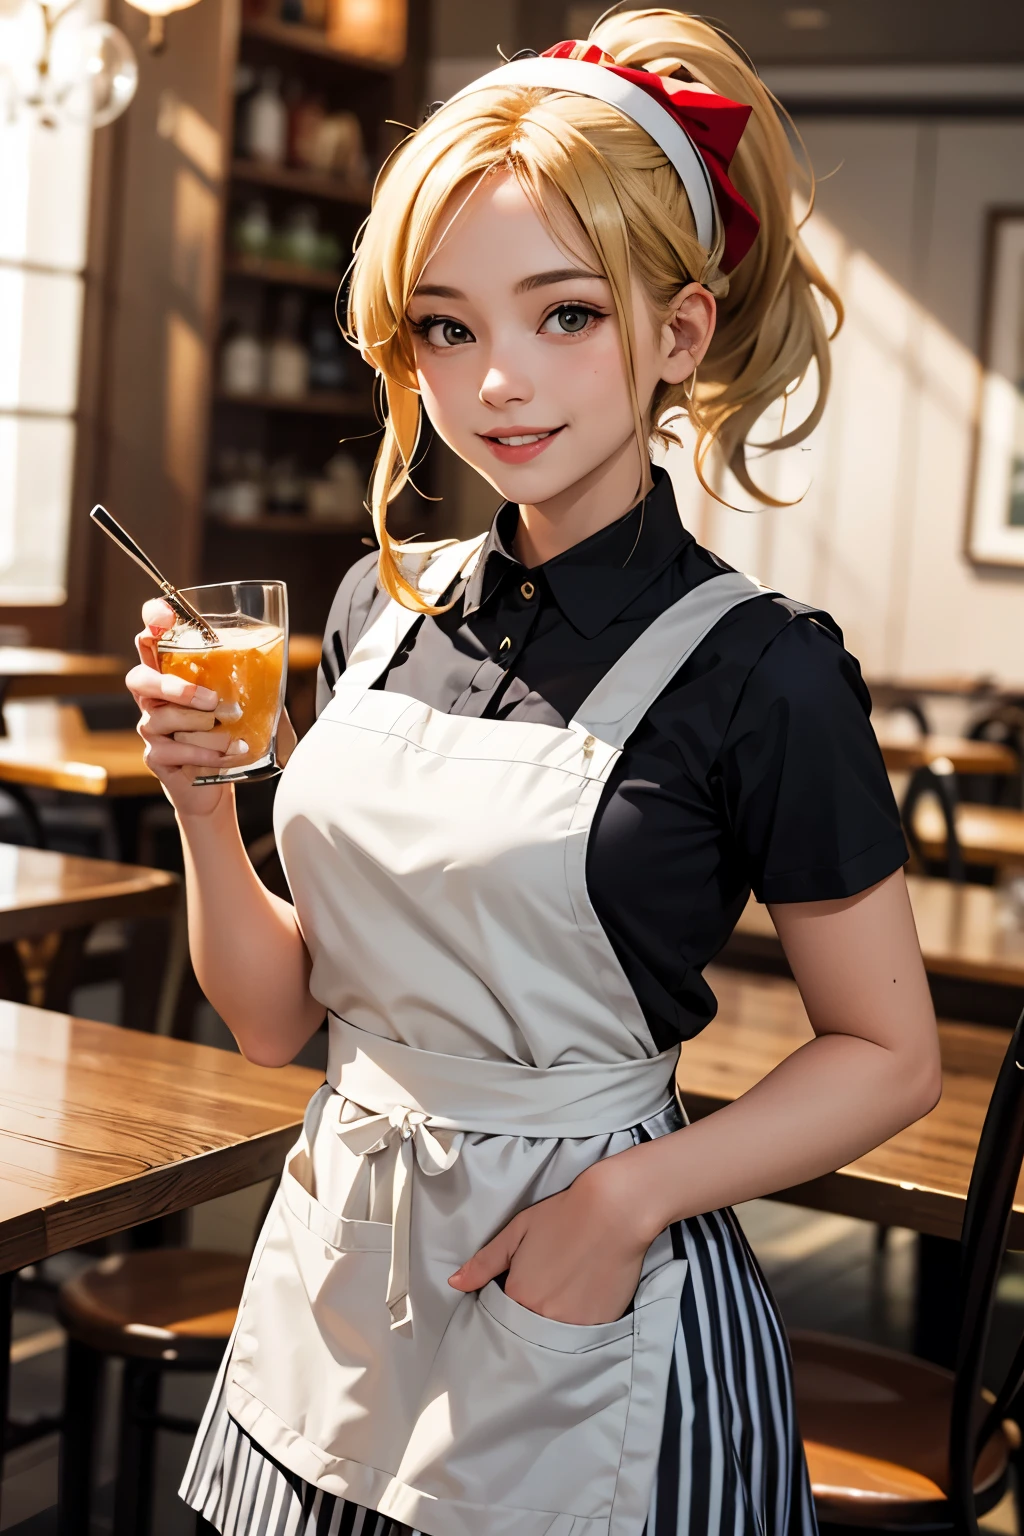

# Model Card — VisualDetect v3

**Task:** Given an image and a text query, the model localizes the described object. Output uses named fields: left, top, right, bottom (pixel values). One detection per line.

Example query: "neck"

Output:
left=511, top=435, right=652, bottom=568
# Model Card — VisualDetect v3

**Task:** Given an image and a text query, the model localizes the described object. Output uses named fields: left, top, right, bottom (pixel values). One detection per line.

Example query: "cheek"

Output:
left=415, top=355, right=472, bottom=433
left=566, top=327, right=634, bottom=421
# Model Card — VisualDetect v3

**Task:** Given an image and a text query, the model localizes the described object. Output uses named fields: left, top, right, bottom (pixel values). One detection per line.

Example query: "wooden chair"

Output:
left=56, top=1247, right=250, bottom=1536
left=791, top=1007, right=1024, bottom=1532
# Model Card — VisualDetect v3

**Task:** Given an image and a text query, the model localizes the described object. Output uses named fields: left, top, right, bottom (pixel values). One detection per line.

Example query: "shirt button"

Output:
left=520, top=581, right=535, bottom=600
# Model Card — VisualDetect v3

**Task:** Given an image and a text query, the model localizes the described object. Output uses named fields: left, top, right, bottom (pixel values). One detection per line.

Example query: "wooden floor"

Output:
left=2, top=995, right=1021, bottom=1533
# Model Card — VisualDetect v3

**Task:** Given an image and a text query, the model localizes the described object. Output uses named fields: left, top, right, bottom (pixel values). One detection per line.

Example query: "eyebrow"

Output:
left=412, top=266, right=606, bottom=300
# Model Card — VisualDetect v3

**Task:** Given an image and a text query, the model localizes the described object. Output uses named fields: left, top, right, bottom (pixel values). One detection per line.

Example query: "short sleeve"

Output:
left=315, top=550, right=381, bottom=716
left=717, top=614, right=908, bottom=903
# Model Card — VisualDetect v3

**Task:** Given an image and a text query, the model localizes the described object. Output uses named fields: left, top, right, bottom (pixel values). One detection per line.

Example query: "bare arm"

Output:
left=452, top=870, right=941, bottom=1321
left=127, top=599, right=324, bottom=1065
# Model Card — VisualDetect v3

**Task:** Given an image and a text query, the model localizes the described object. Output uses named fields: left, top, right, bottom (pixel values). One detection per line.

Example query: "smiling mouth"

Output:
left=482, top=427, right=564, bottom=447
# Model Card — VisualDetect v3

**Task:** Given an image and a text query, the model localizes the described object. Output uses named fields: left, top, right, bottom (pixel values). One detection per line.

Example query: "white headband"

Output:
left=448, top=56, right=718, bottom=253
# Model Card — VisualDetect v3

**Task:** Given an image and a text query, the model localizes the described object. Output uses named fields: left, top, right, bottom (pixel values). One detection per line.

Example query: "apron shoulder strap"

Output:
left=572, top=570, right=778, bottom=750
left=340, top=534, right=487, bottom=690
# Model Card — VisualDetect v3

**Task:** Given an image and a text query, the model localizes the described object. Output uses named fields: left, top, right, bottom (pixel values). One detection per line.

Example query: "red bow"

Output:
left=542, top=42, right=759, bottom=272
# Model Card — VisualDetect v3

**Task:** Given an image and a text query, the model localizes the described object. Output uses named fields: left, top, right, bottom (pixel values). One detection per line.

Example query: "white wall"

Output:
left=669, top=112, right=1024, bottom=685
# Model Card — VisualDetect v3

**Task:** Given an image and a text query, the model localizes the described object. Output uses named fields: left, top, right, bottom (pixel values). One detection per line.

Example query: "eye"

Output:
left=411, top=316, right=475, bottom=348
left=541, top=303, right=603, bottom=337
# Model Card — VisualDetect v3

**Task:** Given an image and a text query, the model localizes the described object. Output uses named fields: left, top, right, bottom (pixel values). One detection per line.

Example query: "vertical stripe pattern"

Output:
left=180, top=1154, right=816, bottom=1536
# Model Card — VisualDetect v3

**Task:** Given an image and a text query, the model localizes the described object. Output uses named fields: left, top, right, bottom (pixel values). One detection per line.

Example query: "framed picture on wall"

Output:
left=967, top=209, right=1024, bottom=566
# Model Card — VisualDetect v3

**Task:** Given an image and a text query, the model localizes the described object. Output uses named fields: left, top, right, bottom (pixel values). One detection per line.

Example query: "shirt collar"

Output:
left=462, top=466, right=692, bottom=639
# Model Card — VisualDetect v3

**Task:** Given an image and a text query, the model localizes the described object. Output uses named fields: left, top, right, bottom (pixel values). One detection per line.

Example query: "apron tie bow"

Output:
left=333, top=1100, right=464, bottom=1331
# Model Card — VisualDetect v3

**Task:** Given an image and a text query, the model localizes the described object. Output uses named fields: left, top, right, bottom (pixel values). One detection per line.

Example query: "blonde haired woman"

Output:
left=130, top=8, right=939, bottom=1533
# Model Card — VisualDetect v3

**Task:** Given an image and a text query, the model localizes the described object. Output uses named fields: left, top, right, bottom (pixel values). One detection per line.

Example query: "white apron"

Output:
left=221, top=537, right=773, bottom=1536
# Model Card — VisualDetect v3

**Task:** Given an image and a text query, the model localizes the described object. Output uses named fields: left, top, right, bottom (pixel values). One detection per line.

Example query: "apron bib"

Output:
left=223, top=538, right=776, bottom=1536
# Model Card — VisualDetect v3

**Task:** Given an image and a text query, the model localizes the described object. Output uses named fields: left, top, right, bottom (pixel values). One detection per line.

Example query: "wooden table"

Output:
left=868, top=675, right=1000, bottom=702
left=727, top=873, right=1024, bottom=1002
left=0, top=700, right=156, bottom=855
left=0, top=845, right=176, bottom=944
left=912, top=801, right=1024, bottom=872
left=0, top=1002, right=320, bottom=1514
left=0, top=649, right=124, bottom=706
left=876, top=730, right=1019, bottom=777
left=288, top=634, right=321, bottom=674
left=0, top=702, right=153, bottom=798
left=0, top=844, right=179, bottom=1015
left=683, top=966, right=1013, bottom=1245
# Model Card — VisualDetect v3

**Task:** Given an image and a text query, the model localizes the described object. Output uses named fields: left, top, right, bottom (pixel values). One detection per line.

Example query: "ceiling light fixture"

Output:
left=1, top=0, right=137, bottom=125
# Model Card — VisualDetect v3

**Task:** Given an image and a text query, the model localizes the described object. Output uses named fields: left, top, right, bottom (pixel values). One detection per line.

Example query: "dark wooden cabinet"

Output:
left=74, top=0, right=431, bottom=655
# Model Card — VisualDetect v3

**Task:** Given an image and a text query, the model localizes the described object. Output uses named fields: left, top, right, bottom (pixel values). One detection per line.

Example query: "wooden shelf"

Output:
left=209, top=516, right=370, bottom=534
left=231, top=158, right=371, bottom=206
left=216, top=389, right=373, bottom=416
left=223, top=253, right=341, bottom=290
left=240, top=16, right=396, bottom=69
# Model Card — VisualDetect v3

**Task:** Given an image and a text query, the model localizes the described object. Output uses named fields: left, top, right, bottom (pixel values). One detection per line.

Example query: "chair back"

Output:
left=901, top=763, right=966, bottom=883
left=965, top=708, right=1024, bottom=810
left=949, top=1006, right=1024, bottom=1533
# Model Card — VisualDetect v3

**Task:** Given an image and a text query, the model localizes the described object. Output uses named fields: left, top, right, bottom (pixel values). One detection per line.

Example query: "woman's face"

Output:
left=406, top=172, right=685, bottom=510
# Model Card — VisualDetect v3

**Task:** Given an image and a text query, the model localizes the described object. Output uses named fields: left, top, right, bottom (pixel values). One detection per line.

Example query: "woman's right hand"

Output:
left=126, top=598, right=245, bottom=817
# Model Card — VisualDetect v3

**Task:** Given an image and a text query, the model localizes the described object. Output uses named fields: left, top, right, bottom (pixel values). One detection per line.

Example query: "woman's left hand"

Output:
left=447, top=1157, right=655, bottom=1326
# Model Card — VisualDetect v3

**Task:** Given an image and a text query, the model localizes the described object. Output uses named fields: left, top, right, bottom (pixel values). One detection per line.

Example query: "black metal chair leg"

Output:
left=112, top=1359, right=161, bottom=1536
left=58, top=1339, right=105, bottom=1536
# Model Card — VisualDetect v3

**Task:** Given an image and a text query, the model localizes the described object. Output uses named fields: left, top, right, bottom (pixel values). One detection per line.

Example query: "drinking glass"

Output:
left=156, top=580, right=289, bottom=785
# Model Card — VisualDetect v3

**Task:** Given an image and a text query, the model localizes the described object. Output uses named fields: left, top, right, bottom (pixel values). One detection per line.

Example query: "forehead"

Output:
left=417, top=170, right=598, bottom=289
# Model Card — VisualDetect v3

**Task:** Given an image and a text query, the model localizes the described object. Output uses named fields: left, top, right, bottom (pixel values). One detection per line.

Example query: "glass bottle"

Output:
left=266, top=292, right=309, bottom=398
left=243, top=69, right=287, bottom=166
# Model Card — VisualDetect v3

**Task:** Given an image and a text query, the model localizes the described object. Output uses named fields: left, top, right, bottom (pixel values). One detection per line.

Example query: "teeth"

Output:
left=495, top=431, right=555, bottom=446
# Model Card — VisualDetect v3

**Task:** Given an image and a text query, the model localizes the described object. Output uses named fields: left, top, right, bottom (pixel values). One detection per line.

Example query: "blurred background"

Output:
left=3, top=1, right=1024, bottom=1532
left=2, top=0, right=1023, bottom=671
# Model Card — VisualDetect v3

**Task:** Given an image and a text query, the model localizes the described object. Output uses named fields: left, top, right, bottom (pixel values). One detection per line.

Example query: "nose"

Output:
left=478, top=343, right=534, bottom=411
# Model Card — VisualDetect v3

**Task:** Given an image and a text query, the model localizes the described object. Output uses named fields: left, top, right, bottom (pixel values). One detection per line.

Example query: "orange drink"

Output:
left=156, top=581, right=289, bottom=784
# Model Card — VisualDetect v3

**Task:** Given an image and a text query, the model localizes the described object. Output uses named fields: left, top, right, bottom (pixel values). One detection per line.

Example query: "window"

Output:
left=0, top=3, right=95, bottom=603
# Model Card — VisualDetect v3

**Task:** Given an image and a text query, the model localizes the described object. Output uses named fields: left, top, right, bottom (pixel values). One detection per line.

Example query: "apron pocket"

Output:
left=397, top=1256, right=688, bottom=1525
left=227, top=1147, right=409, bottom=1472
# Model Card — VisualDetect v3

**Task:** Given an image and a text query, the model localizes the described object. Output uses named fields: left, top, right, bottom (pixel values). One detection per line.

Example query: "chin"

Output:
left=465, top=451, right=594, bottom=507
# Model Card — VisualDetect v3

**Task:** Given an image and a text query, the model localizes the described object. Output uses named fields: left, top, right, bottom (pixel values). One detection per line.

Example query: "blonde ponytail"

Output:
left=590, top=7, right=841, bottom=505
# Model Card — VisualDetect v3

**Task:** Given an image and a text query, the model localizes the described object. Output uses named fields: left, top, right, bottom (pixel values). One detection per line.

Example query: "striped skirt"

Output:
left=181, top=1181, right=816, bottom=1536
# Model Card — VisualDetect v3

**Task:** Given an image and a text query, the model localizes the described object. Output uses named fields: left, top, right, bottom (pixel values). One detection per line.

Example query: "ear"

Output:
left=658, top=283, right=717, bottom=387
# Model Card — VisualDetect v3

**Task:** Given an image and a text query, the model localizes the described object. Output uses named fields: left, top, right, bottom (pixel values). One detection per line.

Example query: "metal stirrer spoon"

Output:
left=89, top=505, right=221, bottom=648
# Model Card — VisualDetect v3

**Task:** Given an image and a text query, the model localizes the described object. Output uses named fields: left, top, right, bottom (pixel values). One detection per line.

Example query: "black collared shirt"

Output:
left=317, top=468, right=907, bottom=1050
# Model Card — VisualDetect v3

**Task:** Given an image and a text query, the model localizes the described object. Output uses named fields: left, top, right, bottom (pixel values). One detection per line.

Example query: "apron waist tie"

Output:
left=331, top=1104, right=463, bottom=1331
left=324, top=1014, right=680, bottom=1333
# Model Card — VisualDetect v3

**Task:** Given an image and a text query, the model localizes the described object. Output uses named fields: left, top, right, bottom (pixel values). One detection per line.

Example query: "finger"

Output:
left=144, top=739, right=229, bottom=769
left=139, top=703, right=218, bottom=733
left=126, top=663, right=217, bottom=709
left=138, top=709, right=218, bottom=746
left=136, top=629, right=159, bottom=669
left=142, top=597, right=177, bottom=633
left=172, top=728, right=237, bottom=751
left=449, top=1216, right=525, bottom=1292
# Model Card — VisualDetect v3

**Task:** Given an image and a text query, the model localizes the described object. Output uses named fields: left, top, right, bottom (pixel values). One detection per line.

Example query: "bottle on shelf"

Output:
left=308, top=451, right=364, bottom=524
left=266, top=456, right=307, bottom=517
left=280, top=204, right=321, bottom=269
left=266, top=292, right=310, bottom=398
left=211, top=449, right=266, bottom=522
left=232, top=199, right=273, bottom=259
left=289, top=90, right=326, bottom=169
left=308, top=305, right=348, bottom=390
left=220, top=320, right=265, bottom=396
left=242, top=68, right=288, bottom=166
